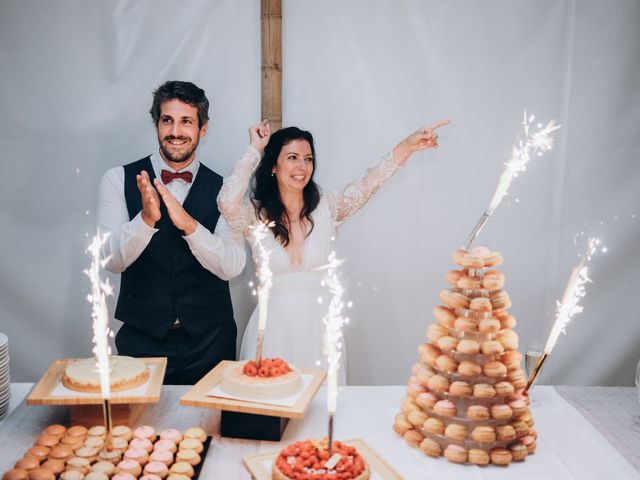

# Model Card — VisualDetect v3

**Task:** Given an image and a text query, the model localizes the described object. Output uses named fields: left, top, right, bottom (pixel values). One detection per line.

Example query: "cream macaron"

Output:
left=182, top=428, right=206, bottom=443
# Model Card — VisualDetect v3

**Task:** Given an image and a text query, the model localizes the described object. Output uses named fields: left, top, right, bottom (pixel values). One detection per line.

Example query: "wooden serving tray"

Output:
left=26, top=357, right=166, bottom=405
left=180, top=360, right=325, bottom=419
left=243, top=438, right=403, bottom=480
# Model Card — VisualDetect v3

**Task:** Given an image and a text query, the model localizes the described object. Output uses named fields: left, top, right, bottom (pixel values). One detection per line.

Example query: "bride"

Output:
left=218, top=119, right=448, bottom=383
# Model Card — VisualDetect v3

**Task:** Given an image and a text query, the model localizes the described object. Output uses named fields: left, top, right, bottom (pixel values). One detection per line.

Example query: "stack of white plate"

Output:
left=0, top=332, right=9, bottom=420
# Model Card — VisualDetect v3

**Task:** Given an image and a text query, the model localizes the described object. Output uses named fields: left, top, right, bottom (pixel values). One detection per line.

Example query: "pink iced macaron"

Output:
left=159, top=429, right=182, bottom=444
left=469, top=246, right=491, bottom=257
left=433, top=399, right=457, bottom=417
left=153, top=439, right=177, bottom=453
left=116, top=459, right=142, bottom=477
left=415, top=392, right=439, bottom=409
left=509, top=399, right=528, bottom=416
left=130, top=437, right=154, bottom=453
left=149, top=450, right=173, bottom=467
left=133, top=426, right=157, bottom=442
left=143, top=461, right=169, bottom=479
left=123, top=448, right=149, bottom=465
left=444, top=444, right=467, bottom=464
left=112, top=474, right=137, bottom=480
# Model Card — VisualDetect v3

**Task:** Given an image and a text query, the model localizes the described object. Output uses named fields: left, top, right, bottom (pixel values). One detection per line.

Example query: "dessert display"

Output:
left=272, top=439, right=370, bottom=480
left=221, top=358, right=301, bottom=399
left=1, top=424, right=207, bottom=480
left=62, top=356, right=149, bottom=393
left=394, top=247, right=537, bottom=466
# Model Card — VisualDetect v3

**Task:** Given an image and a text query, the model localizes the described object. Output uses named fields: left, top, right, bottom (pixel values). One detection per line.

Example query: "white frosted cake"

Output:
left=62, top=356, right=149, bottom=392
left=221, top=359, right=301, bottom=399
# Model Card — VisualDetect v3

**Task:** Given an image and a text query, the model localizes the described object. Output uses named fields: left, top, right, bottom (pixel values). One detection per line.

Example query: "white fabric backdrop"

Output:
left=0, top=0, right=638, bottom=386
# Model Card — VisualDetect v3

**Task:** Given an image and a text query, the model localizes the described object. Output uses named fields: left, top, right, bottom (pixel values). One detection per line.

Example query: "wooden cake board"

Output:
left=243, top=438, right=403, bottom=480
left=181, top=360, right=325, bottom=441
left=27, top=357, right=167, bottom=426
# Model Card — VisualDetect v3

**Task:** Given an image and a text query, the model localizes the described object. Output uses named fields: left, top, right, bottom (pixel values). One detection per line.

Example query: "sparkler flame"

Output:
left=322, top=251, right=347, bottom=415
left=544, top=237, right=602, bottom=354
left=463, top=111, right=561, bottom=250
left=85, top=233, right=113, bottom=398
left=248, top=220, right=274, bottom=362
left=488, top=111, right=561, bottom=210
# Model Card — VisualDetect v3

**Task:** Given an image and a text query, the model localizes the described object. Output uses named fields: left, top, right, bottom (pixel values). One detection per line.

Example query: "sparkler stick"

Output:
left=322, top=251, right=347, bottom=456
left=463, top=111, right=561, bottom=250
left=525, top=238, right=602, bottom=391
left=86, top=233, right=114, bottom=451
left=249, top=221, right=274, bottom=364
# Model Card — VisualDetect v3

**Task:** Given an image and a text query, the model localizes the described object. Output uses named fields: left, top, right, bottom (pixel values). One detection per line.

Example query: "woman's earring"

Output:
left=271, top=171, right=275, bottom=177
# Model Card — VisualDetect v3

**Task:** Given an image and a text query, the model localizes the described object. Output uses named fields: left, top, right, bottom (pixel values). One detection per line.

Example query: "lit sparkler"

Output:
left=463, top=111, right=561, bottom=250
left=525, top=237, right=604, bottom=391
left=321, top=251, right=348, bottom=455
left=249, top=220, right=274, bottom=364
left=85, top=233, right=114, bottom=451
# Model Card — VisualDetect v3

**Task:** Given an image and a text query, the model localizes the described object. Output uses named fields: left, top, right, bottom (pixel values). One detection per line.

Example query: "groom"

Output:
left=97, top=81, right=245, bottom=384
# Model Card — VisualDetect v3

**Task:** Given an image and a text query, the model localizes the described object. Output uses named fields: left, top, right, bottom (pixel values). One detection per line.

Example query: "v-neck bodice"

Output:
left=256, top=199, right=335, bottom=275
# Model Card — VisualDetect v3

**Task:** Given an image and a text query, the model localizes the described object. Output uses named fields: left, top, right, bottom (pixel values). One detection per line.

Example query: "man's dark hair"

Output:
left=149, top=81, right=209, bottom=128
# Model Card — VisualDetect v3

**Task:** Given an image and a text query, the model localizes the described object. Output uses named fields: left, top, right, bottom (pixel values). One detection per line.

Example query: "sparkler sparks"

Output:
left=248, top=220, right=274, bottom=362
left=488, top=112, right=560, bottom=210
left=85, top=233, right=114, bottom=398
left=322, top=251, right=347, bottom=414
left=526, top=237, right=604, bottom=391
left=85, top=233, right=114, bottom=450
left=320, top=251, right=350, bottom=454
left=463, top=111, right=561, bottom=250
left=544, top=237, right=602, bottom=354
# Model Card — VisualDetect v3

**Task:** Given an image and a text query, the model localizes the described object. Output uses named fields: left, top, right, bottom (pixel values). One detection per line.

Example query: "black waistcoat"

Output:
left=114, top=156, right=234, bottom=339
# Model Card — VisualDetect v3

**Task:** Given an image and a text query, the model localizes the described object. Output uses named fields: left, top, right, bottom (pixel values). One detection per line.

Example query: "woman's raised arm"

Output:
left=216, top=121, right=272, bottom=232
left=327, top=119, right=449, bottom=223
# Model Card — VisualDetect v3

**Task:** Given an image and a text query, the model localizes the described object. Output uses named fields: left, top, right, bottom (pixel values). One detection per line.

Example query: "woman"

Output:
left=218, top=119, right=449, bottom=383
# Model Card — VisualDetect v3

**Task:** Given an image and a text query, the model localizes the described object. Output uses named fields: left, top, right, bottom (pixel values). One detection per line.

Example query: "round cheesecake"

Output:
left=221, top=360, right=301, bottom=399
left=62, top=356, right=149, bottom=392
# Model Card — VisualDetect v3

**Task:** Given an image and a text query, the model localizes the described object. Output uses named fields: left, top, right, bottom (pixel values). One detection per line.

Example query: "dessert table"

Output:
left=1, top=384, right=639, bottom=479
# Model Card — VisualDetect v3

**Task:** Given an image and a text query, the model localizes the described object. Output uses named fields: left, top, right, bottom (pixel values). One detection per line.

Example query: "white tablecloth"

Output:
left=1, top=384, right=638, bottom=479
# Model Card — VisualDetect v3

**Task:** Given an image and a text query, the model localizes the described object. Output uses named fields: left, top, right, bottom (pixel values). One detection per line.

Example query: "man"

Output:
left=97, top=80, right=245, bottom=384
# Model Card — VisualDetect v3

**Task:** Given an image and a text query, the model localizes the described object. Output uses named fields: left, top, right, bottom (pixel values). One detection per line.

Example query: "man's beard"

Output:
left=159, top=135, right=199, bottom=164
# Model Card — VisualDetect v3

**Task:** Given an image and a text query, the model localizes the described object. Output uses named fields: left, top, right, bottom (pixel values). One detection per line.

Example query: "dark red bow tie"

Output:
left=161, top=169, right=193, bottom=184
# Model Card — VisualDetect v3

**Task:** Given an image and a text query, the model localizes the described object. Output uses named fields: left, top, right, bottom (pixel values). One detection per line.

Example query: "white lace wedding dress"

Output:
left=218, top=145, right=402, bottom=384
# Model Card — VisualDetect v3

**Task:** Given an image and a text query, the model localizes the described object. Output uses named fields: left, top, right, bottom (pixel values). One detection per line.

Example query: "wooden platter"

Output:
left=180, top=360, right=325, bottom=419
left=26, top=357, right=167, bottom=426
left=243, top=438, right=403, bottom=480
left=27, top=357, right=166, bottom=405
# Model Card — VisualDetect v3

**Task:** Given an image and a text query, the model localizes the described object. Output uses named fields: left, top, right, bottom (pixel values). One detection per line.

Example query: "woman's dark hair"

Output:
left=149, top=81, right=209, bottom=128
left=251, top=127, right=321, bottom=246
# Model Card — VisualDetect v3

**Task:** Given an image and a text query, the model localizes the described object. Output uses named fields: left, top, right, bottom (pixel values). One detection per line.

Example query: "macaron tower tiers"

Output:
left=394, top=247, right=536, bottom=466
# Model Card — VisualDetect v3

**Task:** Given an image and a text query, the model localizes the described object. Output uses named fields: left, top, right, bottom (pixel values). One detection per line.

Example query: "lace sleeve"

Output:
left=217, top=145, right=260, bottom=232
left=326, top=151, right=402, bottom=224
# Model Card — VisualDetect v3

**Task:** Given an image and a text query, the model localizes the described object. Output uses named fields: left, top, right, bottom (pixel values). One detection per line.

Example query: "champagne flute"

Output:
left=525, top=341, right=544, bottom=383
left=525, top=341, right=544, bottom=405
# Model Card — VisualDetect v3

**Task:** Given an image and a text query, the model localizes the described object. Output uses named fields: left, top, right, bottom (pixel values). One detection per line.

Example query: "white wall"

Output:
left=0, top=0, right=638, bottom=386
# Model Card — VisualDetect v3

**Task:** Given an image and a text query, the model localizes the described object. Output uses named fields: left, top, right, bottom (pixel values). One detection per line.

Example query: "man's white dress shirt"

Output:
left=97, top=153, right=245, bottom=280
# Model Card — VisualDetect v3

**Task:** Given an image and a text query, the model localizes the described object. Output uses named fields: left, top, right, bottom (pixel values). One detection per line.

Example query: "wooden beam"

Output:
left=261, top=0, right=282, bottom=131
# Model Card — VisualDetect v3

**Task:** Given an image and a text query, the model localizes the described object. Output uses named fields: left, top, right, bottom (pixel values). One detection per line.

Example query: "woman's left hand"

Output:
left=394, top=119, right=450, bottom=163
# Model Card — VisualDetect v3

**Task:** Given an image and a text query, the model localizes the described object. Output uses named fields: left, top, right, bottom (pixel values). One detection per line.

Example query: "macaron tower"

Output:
left=393, top=247, right=537, bottom=466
